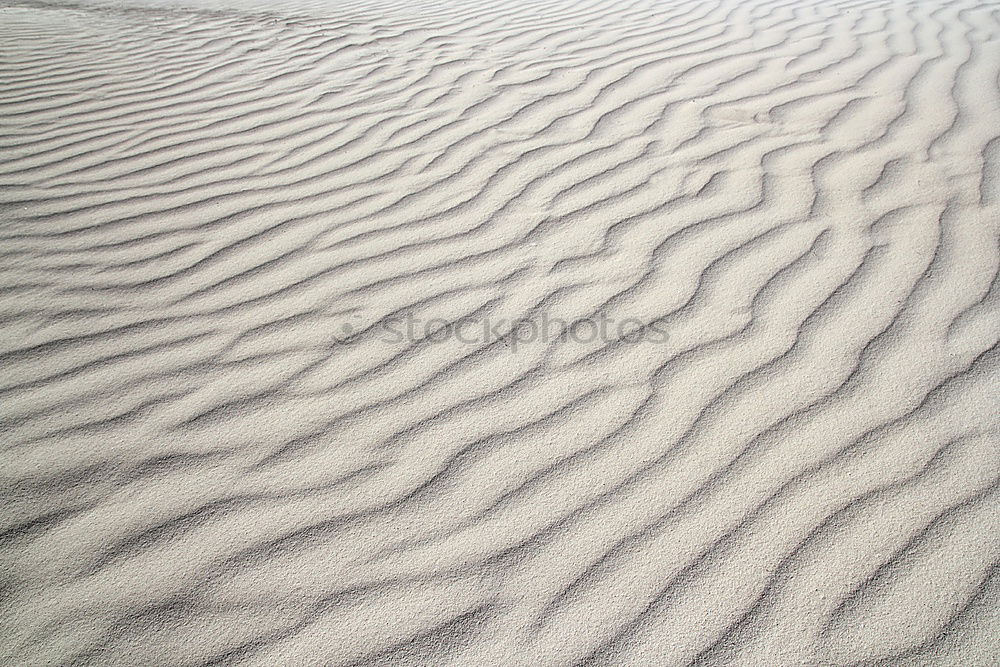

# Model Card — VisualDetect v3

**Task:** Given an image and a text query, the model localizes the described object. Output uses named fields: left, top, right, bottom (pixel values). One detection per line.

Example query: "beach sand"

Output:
left=1, top=0, right=999, bottom=663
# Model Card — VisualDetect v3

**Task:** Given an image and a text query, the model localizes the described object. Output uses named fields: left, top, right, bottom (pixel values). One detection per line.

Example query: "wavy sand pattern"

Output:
left=2, top=0, right=1000, bottom=663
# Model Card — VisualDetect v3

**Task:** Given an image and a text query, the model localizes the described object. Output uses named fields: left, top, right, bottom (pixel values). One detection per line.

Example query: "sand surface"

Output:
left=2, top=0, right=1000, bottom=664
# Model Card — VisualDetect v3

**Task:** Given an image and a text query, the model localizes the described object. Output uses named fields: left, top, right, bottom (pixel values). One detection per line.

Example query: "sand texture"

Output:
left=1, top=0, right=999, bottom=664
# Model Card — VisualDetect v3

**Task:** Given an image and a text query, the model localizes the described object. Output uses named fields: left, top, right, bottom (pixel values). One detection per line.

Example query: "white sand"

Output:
left=1, top=0, right=999, bottom=663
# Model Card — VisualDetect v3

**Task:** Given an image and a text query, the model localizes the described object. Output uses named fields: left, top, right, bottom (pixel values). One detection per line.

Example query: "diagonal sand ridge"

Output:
left=1, top=0, right=999, bottom=664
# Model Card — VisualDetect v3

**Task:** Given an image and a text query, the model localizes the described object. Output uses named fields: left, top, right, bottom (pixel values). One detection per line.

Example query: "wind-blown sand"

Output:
left=1, top=0, right=999, bottom=663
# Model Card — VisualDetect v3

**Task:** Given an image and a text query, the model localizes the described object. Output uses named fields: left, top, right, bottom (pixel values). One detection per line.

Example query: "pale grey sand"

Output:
left=1, top=0, right=999, bottom=664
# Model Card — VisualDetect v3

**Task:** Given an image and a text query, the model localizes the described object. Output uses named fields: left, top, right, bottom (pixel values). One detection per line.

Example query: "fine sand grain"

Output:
left=1, top=0, right=999, bottom=664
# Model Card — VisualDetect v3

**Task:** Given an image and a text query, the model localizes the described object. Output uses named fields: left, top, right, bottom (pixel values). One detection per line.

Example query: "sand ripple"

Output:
left=1, top=0, right=999, bottom=664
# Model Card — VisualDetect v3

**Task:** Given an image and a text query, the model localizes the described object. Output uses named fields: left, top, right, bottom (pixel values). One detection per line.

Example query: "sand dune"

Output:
left=2, top=0, right=999, bottom=663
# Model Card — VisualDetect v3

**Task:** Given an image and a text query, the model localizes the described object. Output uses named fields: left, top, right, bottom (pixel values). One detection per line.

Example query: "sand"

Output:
left=1, top=0, right=999, bottom=663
